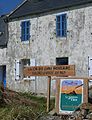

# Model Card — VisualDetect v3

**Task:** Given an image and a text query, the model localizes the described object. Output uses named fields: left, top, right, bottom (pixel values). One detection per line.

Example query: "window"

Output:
left=21, top=21, right=30, bottom=41
left=56, top=57, right=68, bottom=65
left=15, top=59, right=36, bottom=80
left=23, top=59, right=36, bottom=80
left=56, top=14, right=67, bottom=37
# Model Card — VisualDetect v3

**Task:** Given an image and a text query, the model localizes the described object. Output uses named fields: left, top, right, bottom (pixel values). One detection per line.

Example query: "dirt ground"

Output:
left=1, top=88, right=92, bottom=120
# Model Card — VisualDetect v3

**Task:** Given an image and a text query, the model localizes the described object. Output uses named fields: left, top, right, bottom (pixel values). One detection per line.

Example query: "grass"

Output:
left=0, top=91, right=55, bottom=120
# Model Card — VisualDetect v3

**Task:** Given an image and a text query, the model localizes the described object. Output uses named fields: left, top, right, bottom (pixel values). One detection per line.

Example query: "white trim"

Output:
left=54, top=12, right=67, bottom=16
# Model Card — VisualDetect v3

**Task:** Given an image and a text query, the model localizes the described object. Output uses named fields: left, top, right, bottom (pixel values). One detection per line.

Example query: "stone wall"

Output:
left=0, top=48, right=7, bottom=65
left=7, top=6, right=92, bottom=94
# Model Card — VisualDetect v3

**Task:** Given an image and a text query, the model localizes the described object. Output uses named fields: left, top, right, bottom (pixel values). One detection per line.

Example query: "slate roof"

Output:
left=7, top=0, right=92, bottom=20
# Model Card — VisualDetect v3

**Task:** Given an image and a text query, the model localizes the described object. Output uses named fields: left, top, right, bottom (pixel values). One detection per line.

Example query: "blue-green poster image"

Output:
left=59, top=79, right=83, bottom=114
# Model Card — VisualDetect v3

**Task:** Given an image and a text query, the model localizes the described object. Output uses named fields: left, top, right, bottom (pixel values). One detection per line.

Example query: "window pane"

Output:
left=22, top=22, right=25, bottom=28
left=61, top=14, right=67, bottom=37
left=22, top=28, right=25, bottom=35
left=57, top=22, right=60, bottom=30
left=62, top=14, right=66, bottom=22
left=22, top=35, right=25, bottom=41
left=56, top=57, right=68, bottom=65
left=22, top=59, right=30, bottom=66
left=57, top=16, right=60, bottom=22
left=26, top=35, right=30, bottom=40
left=27, top=21, right=30, bottom=26
left=57, top=30, right=60, bottom=36
left=56, top=15, right=61, bottom=37
left=27, top=28, right=29, bottom=34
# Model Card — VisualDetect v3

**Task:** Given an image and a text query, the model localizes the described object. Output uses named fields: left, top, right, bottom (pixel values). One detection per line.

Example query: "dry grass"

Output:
left=0, top=89, right=55, bottom=120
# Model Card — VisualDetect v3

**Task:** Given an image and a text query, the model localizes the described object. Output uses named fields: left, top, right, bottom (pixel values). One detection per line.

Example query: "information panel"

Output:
left=59, top=79, right=83, bottom=114
left=23, top=65, right=75, bottom=77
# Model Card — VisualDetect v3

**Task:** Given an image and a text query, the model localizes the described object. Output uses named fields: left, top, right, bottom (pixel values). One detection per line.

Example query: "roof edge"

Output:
left=7, top=0, right=28, bottom=18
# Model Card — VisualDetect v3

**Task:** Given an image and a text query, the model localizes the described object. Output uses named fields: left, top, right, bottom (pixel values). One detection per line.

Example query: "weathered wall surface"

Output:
left=7, top=6, right=92, bottom=94
left=0, top=48, right=7, bottom=65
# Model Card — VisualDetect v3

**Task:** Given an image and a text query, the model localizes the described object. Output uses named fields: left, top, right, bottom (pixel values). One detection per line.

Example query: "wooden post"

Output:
left=83, top=79, right=88, bottom=103
left=55, top=79, right=60, bottom=113
left=47, top=76, right=51, bottom=112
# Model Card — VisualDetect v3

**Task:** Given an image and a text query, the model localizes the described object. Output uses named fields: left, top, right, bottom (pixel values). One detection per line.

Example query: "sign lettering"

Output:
left=23, top=65, right=75, bottom=77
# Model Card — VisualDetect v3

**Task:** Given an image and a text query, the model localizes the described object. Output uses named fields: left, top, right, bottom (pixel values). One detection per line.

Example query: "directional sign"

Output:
left=23, top=65, right=75, bottom=77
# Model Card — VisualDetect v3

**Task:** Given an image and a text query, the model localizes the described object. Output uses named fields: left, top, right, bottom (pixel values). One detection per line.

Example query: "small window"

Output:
left=21, top=21, right=30, bottom=41
left=22, top=59, right=36, bottom=80
left=22, top=59, right=30, bottom=67
left=56, top=57, right=68, bottom=65
left=22, top=59, right=30, bottom=78
left=56, top=14, right=67, bottom=37
left=15, top=59, right=36, bottom=80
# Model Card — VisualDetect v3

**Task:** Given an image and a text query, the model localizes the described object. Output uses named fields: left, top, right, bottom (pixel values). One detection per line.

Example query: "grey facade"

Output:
left=2, top=0, right=92, bottom=94
left=0, top=16, right=8, bottom=47
left=0, top=16, right=8, bottom=88
left=0, top=15, right=8, bottom=66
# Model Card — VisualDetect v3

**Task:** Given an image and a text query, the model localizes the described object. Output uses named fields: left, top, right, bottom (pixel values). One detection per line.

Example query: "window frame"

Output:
left=56, top=14, right=67, bottom=37
left=21, top=20, right=30, bottom=41
left=56, top=57, right=68, bottom=65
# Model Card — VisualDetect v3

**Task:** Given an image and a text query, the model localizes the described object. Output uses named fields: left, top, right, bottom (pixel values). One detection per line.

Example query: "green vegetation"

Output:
left=0, top=91, right=55, bottom=120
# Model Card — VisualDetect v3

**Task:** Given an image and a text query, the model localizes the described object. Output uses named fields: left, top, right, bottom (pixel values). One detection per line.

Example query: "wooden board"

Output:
left=83, top=79, right=88, bottom=103
left=23, top=65, right=75, bottom=77
left=55, top=79, right=60, bottom=113
left=47, top=76, right=51, bottom=112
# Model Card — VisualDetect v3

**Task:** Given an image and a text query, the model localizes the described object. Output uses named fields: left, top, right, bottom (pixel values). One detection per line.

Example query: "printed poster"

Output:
left=59, top=79, right=83, bottom=114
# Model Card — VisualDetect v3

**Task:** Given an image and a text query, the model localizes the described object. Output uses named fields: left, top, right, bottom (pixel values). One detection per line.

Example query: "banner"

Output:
left=59, top=79, right=83, bottom=114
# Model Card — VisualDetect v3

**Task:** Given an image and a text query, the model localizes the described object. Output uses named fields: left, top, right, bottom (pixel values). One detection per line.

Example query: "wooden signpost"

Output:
left=23, top=65, right=92, bottom=115
left=23, top=65, right=75, bottom=112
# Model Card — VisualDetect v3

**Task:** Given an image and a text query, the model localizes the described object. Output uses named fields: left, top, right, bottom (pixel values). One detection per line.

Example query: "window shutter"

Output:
left=56, top=16, right=58, bottom=36
left=62, top=14, right=67, bottom=37
left=26, top=21, right=30, bottom=40
left=21, top=22, right=23, bottom=41
left=88, top=57, right=92, bottom=76
left=15, top=60, right=20, bottom=80
left=25, top=21, right=27, bottom=41
left=30, top=59, right=36, bottom=80
left=56, top=16, right=60, bottom=37
left=88, top=57, right=92, bottom=88
left=64, top=14, right=67, bottom=37
left=60, top=15, right=62, bottom=37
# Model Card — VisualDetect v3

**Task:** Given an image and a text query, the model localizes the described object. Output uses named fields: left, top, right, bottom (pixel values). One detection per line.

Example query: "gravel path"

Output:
left=39, top=116, right=61, bottom=120
left=39, top=115, right=70, bottom=120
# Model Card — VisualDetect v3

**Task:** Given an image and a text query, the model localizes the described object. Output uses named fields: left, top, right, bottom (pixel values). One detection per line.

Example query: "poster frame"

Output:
left=59, top=78, right=84, bottom=114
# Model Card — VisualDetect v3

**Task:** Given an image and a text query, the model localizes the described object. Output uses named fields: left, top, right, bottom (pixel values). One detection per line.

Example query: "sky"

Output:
left=0, top=0, right=24, bottom=16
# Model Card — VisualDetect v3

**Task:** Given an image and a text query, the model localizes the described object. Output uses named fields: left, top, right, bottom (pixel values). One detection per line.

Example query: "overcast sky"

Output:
left=0, top=0, right=24, bottom=15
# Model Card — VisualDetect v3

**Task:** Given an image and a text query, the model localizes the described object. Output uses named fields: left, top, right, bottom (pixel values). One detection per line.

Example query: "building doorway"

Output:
left=0, top=65, right=6, bottom=88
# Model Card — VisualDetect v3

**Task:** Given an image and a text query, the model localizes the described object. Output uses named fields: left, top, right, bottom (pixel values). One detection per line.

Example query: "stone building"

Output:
left=4, top=0, right=92, bottom=94
left=0, top=15, right=8, bottom=88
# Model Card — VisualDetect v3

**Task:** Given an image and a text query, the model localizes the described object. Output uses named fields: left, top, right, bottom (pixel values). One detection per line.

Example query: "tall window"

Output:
left=21, top=21, right=30, bottom=41
left=56, top=14, right=67, bottom=37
